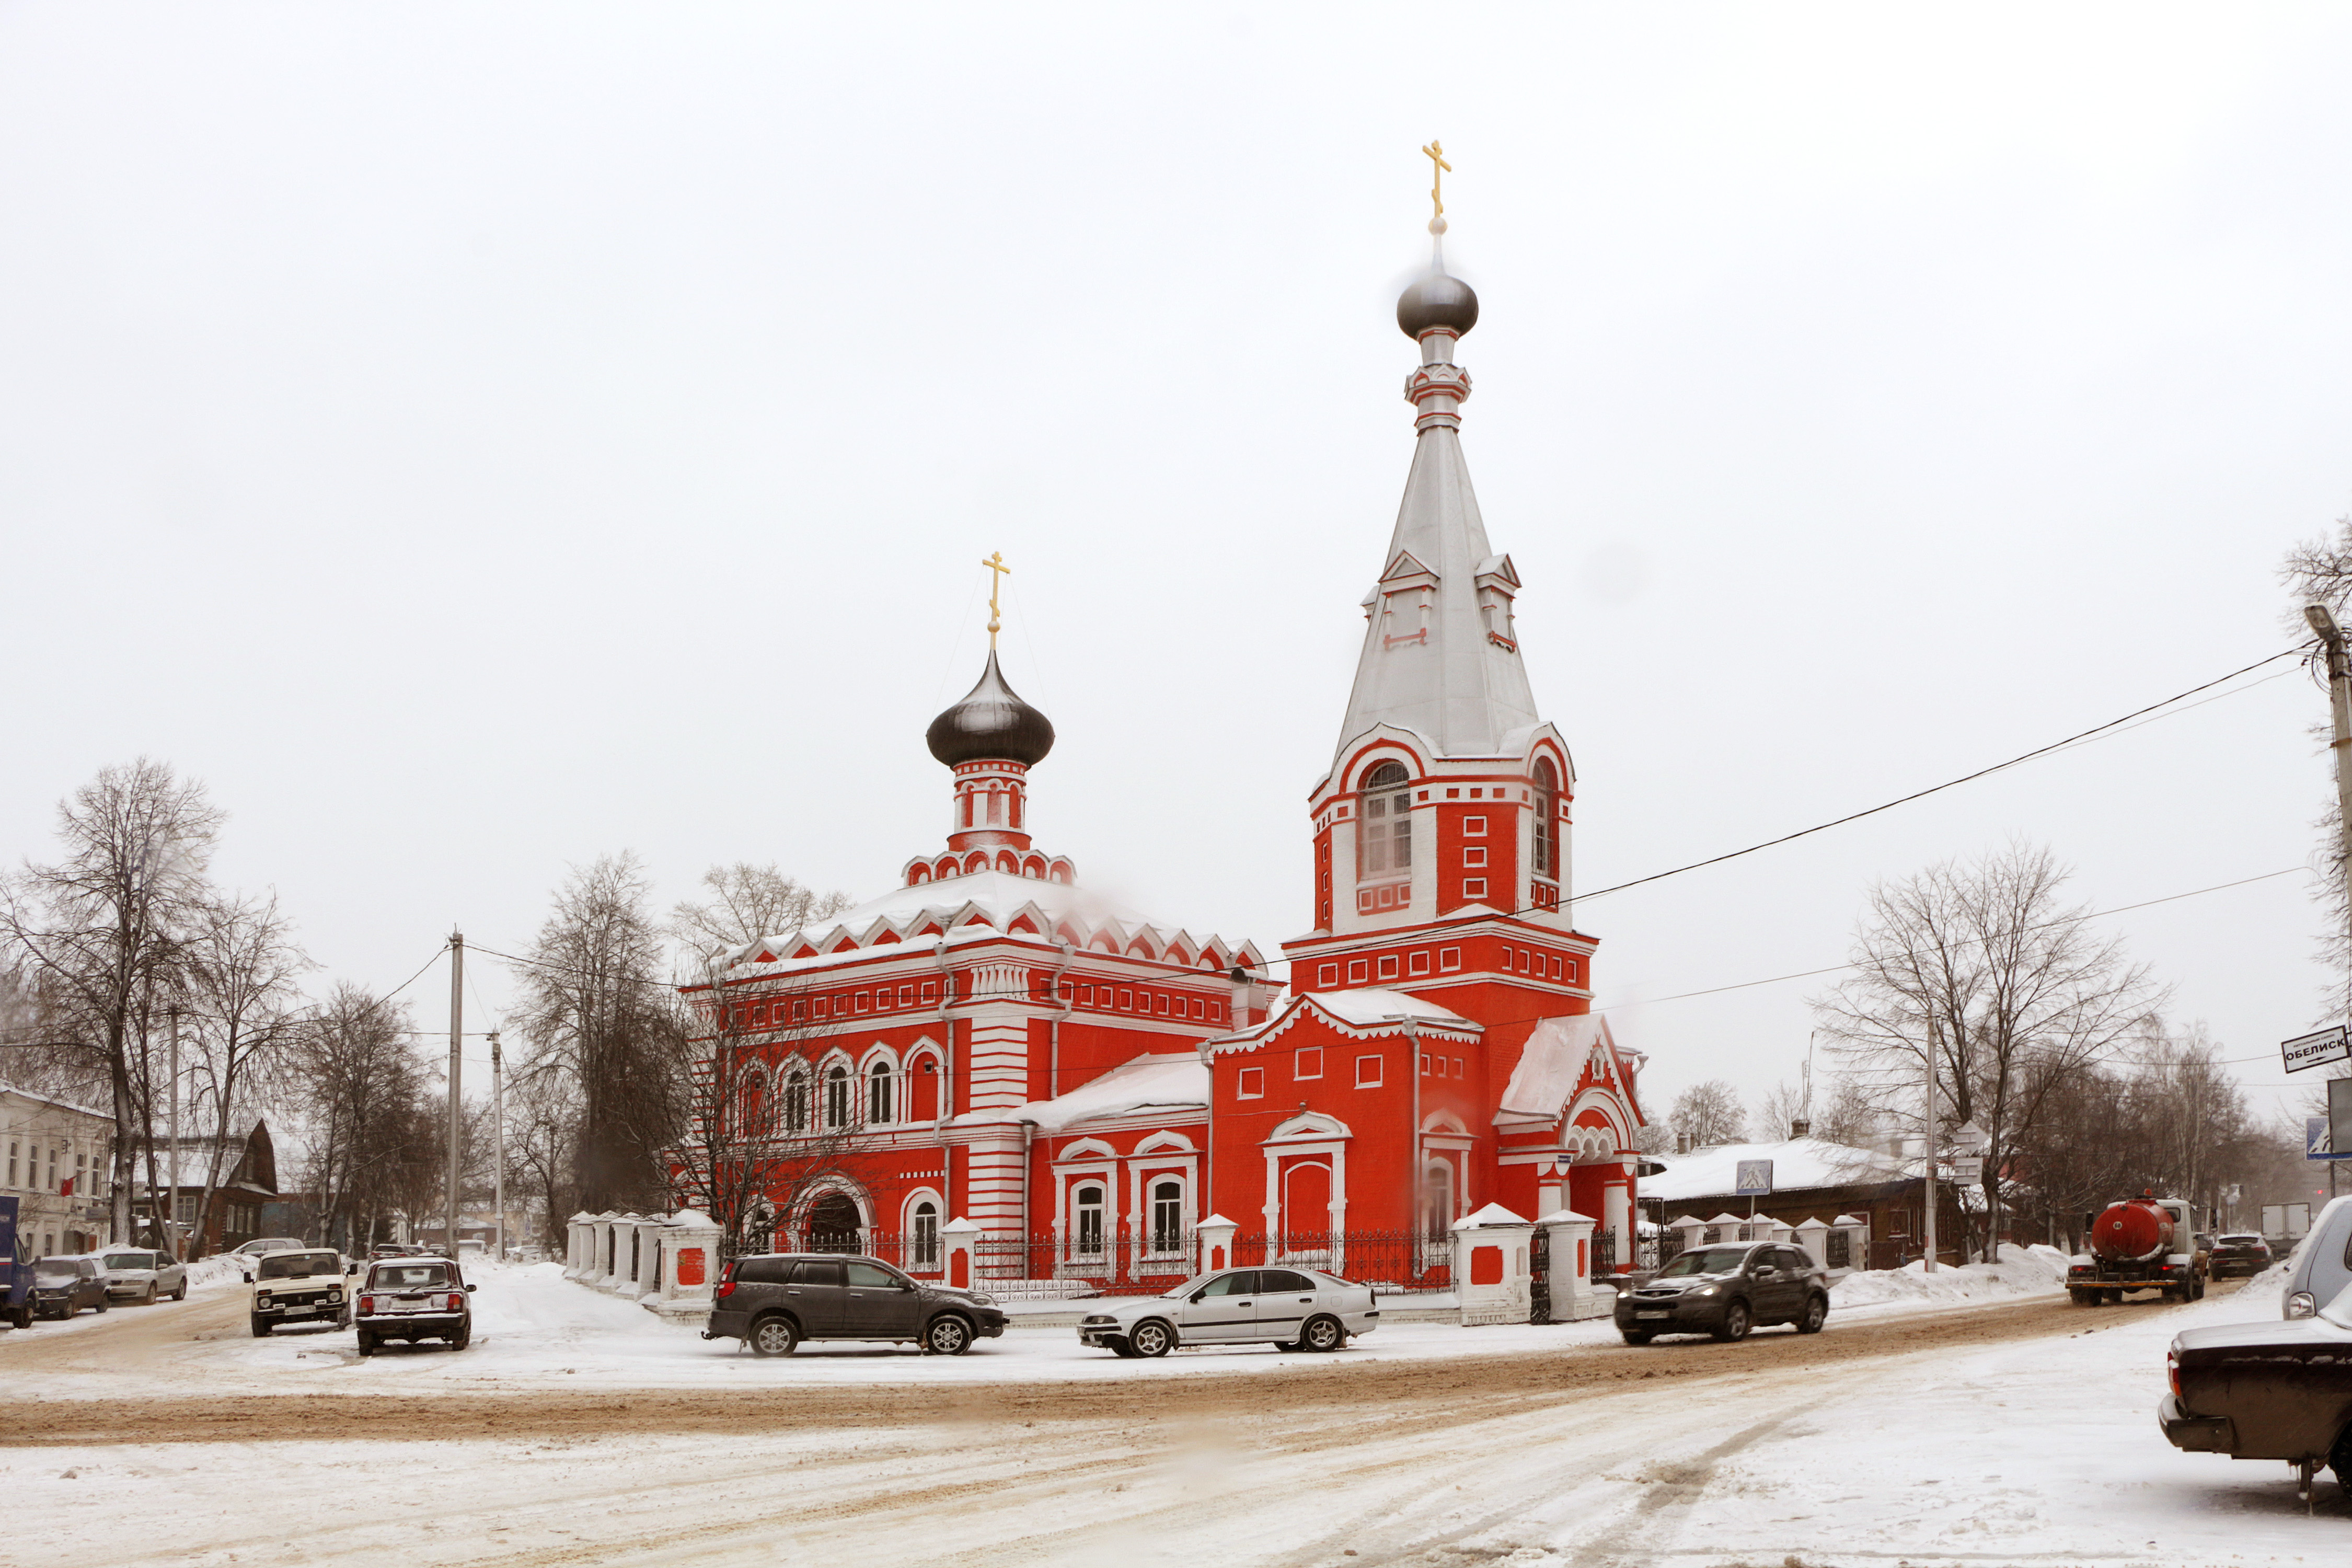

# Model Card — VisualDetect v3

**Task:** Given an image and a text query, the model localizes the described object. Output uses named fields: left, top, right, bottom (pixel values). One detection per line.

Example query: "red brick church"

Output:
left=683, top=206, right=1648, bottom=1288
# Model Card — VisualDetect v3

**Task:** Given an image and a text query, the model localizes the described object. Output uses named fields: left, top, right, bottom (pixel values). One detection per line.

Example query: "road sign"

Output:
left=2284, top=1025, right=2350, bottom=1074
left=1735, top=1159, right=1773, bottom=1196
left=1952, top=1157, right=1985, bottom=1184
left=2307, top=1117, right=2352, bottom=1160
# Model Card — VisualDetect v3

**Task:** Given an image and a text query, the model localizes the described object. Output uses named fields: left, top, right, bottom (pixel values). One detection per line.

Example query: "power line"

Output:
left=381, top=947, right=447, bottom=1005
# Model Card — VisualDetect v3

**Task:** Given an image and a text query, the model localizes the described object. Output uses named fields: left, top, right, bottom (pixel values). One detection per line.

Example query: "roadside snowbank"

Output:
left=1830, top=1241, right=2070, bottom=1308
left=185, top=1255, right=244, bottom=1291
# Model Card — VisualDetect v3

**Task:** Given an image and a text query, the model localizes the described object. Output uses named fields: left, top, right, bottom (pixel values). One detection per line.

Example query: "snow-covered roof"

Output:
left=706, top=870, right=1266, bottom=982
left=1206, top=986, right=1480, bottom=1056
left=1006, top=1053, right=1209, bottom=1135
left=1497, top=1014, right=1612, bottom=1120
left=0, top=1081, right=111, bottom=1121
left=1643, top=1138, right=1912, bottom=1204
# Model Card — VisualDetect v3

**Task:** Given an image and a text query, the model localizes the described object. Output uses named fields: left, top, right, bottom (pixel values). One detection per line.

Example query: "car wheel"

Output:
left=140, top=1283, right=156, bottom=1306
left=1620, top=1331, right=1653, bottom=1346
left=1128, top=1319, right=1175, bottom=1358
left=94, top=1295, right=108, bottom=1313
left=250, top=1315, right=271, bottom=1338
left=173, top=1281, right=187, bottom=1301
left=356, top=1332, right=376, bottom=1357
left=451, top=1324, right=472, bottom=1352
left=1797, top=1294, right=1828, bottom=1334
left=748, top=1316, right=800, bottom=1358
left=1110, top=1339, right=1141, bottom=1358
left=925, top=1315, right=974, bottom=1357
left=1299, top=1315, right=1346, bottom=1353
left=2332, top=1425, right=2352, bottom=1501
left=1713, top=1300, right=1752, bottom=1343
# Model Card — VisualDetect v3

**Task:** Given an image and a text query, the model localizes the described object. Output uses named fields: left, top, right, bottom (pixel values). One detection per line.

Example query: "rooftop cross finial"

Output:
left=981, top=550, right=1011, bottom=648
left=1421, top=140, right=1451, bottom=223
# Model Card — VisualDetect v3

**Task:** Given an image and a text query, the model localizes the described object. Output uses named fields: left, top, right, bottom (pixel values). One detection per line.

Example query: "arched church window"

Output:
left=1073, top=1184, right=1106, bottom=1259
left=825, top=1065, right=850, bottom=1129
left=1531, top=758, right=1558, bottom=881
left=868, top=1060, right=894, bottom=1124
left=911, top=1200, right=940, bottom=1267
left=738, top=1066, right=766, bottom=1136
left=1420, top=1160, right=1455, bottom=1244
left=1358, top=761, right=1413, bottom=880
left=782, top=1070, right=810, bottom=1134
left=1150, top=1179, right=1184, bottom=1254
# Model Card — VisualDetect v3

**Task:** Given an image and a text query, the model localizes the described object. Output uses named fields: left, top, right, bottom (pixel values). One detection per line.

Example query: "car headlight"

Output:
left=968, top=1293, right=995, bottom=1307
left=1693, top=1284, right=1722, bottom=1298
left=2287, top=1290, right=2317, bottom=1319
left=326, top=1290, right=342, bottom=1304
left=257, top=1293, right=273, bottom=1308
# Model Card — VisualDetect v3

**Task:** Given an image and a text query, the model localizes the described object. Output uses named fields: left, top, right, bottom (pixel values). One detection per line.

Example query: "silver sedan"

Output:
left=1077, top=1266, right=1379, bottom=1357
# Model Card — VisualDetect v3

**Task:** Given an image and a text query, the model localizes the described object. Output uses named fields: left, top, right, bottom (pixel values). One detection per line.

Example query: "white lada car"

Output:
left=1077, top=1265, right=1379, bottom=1357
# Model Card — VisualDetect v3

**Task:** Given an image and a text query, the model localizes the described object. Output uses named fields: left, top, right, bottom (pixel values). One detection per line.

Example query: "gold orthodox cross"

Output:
left=981, top=551, right=1011, bottom=647
left=1422, top=140, right=1451, bottom=219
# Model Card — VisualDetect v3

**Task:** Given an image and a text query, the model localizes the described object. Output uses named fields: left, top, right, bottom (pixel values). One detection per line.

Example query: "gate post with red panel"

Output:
left=941, top=1218, right=981, bottom=1290
left=1451, top=1203, right=1535, bottom=1326
left=1195, top=1213, right=1238, bottom=1274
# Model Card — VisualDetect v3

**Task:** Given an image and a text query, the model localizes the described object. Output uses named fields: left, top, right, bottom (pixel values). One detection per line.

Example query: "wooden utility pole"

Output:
left=490, top=1029, right=505, bottom=1261
left=167, top=1005, right=180, bottom=1259
left=1923, top=1014, right=1941, bottom=1273
left=2307, top=604, right=2352, bottom=1205
left=446, top=930, right=464, bottom=1256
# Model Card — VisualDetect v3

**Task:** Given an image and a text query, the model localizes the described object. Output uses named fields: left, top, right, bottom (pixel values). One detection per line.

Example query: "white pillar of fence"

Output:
left=1794, top=1216, right=1831, bottom=1270
left=1195, top=1214, right=1239, bottom=1275
left=1451, top=1203, right=1535, bottom=1327
left=584, top=1212, right=617, bottom=1289
left=603, top=1214, right=644, bottom=1294
left=564, top=1212, right=595, bottom=1279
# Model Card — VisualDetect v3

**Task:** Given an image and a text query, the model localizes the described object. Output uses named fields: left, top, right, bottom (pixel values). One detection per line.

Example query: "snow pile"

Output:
left=185, top=1255, right=245, bottom=1290
left=1829, top=1242, right=2071, bottom=1309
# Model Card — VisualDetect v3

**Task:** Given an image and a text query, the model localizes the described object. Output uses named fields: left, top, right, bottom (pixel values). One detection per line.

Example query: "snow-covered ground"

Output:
left=1830, top=1238, right=2073, bottom=1307
left=7, top=1260, right=2343, bottom=1565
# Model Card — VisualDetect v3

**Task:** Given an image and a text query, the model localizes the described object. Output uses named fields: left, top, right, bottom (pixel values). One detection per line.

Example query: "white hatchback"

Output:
left=1077, top=1266, right=1379, bottom=1357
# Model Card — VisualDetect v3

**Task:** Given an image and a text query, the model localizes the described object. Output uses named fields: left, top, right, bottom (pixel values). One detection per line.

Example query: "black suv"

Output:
left=1616, top=1241, right=1831, bottom=1344
left=2206, top=1232, right=2273, bottom=1279
left=705, top=1253, right=1008, bottom=1357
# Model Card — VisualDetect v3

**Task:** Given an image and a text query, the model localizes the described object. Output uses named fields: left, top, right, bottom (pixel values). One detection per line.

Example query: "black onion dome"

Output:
left=926, top=650, right=1055, bottom=767
left=1397, top=268, right=1480, bottom=339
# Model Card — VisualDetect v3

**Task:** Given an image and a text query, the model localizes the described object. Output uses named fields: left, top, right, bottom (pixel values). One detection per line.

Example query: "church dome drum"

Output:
left=926, top=650, right=1055, bottom=767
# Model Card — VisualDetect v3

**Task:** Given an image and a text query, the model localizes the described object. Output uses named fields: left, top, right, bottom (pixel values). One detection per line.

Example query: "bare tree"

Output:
left=178, top=893, right=310, bottom=1256
left=1809, top=1073, right=1882, bottom=1149
left=293, top=984, right=435, bottom=1255
left=1669, top=1080, right=1746, bottom=1149
left=670, top=970, right=873, bottom=1258
left=1753, top=1079, right=1808, bottom=1143
left=1814, top=841, right=2165, bottom=1260
left=1, top=760, right=223, bottom=1242
left=511, top=854, right=683, bottom=1214
left=670, top=863, right=852, bottom=961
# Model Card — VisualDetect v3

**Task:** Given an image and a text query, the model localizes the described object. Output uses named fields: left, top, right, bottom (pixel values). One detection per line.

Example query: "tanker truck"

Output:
left=2066, top=1193, right=2205, bottom=1305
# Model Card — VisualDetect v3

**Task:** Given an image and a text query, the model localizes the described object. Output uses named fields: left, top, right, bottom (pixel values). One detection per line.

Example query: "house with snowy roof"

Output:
left=677, top=202, right=1648, bottom=1290
left=1642, top=1135, right=1974, bottom=1272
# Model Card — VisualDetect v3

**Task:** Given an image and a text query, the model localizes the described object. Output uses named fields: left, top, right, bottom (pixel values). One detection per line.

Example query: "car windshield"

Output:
left=1656, top=1247, right=1755, bottom=1278
left=1159, top=1271, right=1224, bottom=1299
left=258, top=1252, right=336, bottom=1280
left=370, top=1263, right=452, bottom=1289
left=2219, top=1235, right=2263, bottom=1245
left=33, top=1262, right=78, bottom=1284
left=103, top=1253, right=151, bottom=1270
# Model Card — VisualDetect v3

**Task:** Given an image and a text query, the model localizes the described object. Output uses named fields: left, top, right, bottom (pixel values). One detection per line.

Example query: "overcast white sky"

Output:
left=5, top=5, right=2349, bottom=1144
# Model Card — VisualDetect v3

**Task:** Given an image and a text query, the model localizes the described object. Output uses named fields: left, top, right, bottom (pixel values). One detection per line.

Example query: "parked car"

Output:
left=249, top=1249, right=351, bottom=1336
left=354, top=1255, right=474, bottom=1354
left=705, top=1253, right=1008, bottom=1357
left=2207, top=1232, right=2274, bottom=1281
left=2161, top=1279, right=2352, bottom=1502
left=1075, top=1266, right=1379, bottom=1358
left=97, top=1248, right=188, bottom=1304
left=227, top=1236, right=308, bottom=1282
left=2284, top=1195, right=2352, bottom=1319
left=1615, top=1242, right=1830, bottom=1344
left=30, top=1256, right=110, bottom=1319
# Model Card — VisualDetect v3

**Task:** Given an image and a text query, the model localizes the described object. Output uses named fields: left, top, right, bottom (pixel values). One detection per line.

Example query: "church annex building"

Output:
left=676, top=213, right=1650, bottom=1292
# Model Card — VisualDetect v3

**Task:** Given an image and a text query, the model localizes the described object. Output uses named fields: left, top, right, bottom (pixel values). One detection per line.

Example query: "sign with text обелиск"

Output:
left=1735, top=1160, right=1773, bottom=1196
left=2283, top=1025, right=2350, bottom=1074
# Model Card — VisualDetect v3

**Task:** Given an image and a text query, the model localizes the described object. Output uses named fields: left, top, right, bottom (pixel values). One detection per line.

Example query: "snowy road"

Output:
left=3, top=1264, right=2340, bottom=1565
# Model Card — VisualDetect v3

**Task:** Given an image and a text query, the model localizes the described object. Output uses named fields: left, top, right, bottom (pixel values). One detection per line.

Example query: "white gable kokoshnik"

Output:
left=1495, top=1014, right=1637, bottom=1140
